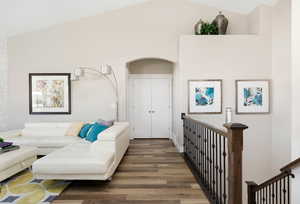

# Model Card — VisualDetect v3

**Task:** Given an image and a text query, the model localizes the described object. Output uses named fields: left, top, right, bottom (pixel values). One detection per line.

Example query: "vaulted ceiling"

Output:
left=0, top=0, right=277, bottom=37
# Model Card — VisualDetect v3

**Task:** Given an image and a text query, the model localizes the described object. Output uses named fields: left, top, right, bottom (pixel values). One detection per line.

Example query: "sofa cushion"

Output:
left=85, top=123, right=108, bottom=142
left=79, top=124, right=92, bottom=138
left=32, top=142, right=114, bottom=174
left=0, top=146, right=38, bottom=171
left=24, top=123, right=72, bottom=128
left=97, top=118, right=114, bottom=127
left=65, top=122, right=84, bottom=136
left=7, top=136, right=81, bottom=148
left=22, top=128, right=68, bottom=137
left=22, top=123, right=73, bottom=137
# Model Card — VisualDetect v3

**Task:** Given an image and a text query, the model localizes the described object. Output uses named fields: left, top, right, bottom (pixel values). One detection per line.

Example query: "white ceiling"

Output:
left=0, top=0, right=278, bottom=37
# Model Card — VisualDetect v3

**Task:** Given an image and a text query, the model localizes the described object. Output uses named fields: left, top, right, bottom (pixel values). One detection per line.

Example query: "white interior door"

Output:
left=129, top=75, right=172, bottom=139
left=151, top=78, right=171, bottom=138
left=132, top=78, right=152, bottom=138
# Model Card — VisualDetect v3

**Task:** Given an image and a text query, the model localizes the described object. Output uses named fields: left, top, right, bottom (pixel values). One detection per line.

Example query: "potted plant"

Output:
left=200, top=22, right=218, bottom=35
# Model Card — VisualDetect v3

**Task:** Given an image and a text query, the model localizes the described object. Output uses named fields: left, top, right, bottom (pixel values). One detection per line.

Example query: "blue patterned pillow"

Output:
left=78, top=124, right=92, bottom=138
left=85, top=123, right=109, bottom=142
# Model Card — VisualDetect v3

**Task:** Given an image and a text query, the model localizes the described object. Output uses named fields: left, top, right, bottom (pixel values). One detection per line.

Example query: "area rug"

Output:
left=0, top=170, right=70, bottom=204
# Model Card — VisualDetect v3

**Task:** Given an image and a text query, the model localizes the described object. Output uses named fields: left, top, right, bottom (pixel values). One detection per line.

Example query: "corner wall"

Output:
left=0, top=39, right=7, bottom=131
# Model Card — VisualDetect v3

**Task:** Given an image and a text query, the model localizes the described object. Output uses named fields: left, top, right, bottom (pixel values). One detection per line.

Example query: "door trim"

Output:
left=128, top=74, right=173, bottom=139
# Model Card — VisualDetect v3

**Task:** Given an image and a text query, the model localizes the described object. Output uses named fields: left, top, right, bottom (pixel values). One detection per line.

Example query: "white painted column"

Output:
left=0, top=39, right=8, bottom=131
left=291, top=0, right=300, bottom=203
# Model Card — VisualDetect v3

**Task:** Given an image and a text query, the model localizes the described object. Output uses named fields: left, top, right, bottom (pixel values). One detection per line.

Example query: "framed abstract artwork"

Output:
left=29, top=73, right=71, bottom=114
left=236, top=80, right=270, bottom=114
left=188, top=80, right=222, bottom=114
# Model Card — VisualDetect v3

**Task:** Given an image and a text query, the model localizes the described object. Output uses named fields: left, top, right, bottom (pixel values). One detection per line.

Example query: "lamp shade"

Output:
left=74, top=68, right=84, bottom=77
left=100, top=64, right=112, bottom=75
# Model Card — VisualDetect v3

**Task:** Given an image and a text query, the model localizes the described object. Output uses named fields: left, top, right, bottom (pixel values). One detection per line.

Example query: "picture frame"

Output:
left=236, top=80, right=270, bottom=114
left=29, top=73, right=71, bottom=115
left=188, top=80, right=222, bottom=114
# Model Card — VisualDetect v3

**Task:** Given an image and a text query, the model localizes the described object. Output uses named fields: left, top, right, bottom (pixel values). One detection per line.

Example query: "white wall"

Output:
left=291, top=0, right=300, bottom=202
left=178, top=35, right=272, bottom=202
left=271, top=0, right=291, bottom=174
left=0, top=39, right=8, bottom=131
left=6, top=0, right=250, bottom=130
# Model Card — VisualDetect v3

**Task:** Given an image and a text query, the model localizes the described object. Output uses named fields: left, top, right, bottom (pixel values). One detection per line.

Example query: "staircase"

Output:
left=182, top=113, right=298, bottom=204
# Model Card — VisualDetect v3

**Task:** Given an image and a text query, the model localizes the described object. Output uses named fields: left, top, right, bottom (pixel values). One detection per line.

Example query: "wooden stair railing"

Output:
left=181, top=113, right=248, bottom=204
left=246, top=157, right=300, bottom=204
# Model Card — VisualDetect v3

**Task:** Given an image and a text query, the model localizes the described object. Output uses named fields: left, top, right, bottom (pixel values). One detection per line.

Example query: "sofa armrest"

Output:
left=91, top=122, right=130, bottom=153
left=97, top=122, right=129, bottom=141
left=0, top=129, right=22, bottom=139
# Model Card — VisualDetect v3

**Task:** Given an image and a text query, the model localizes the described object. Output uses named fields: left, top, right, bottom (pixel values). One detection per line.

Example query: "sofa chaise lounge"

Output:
left=2, top=122, right=130, bottom=181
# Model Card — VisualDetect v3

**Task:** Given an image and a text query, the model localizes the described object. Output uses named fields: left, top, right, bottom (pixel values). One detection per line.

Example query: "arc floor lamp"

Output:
left=73, top=64, right=119, bottom=121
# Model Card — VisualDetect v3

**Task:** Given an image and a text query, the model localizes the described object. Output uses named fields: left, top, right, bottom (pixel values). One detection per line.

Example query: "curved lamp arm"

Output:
left=74, top=66, right=119, bottom=121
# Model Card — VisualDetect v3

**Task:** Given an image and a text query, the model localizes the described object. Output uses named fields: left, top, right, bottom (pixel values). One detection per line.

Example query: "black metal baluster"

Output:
left=283, top=176, right=286, bottom=204
left=183, top=119, right=186, bottom=153
left=186, top=121, right=190, bottom=159
left=287, top=175, right=290, bottom=204
left=199, top=124, right=202, bottom=174
left=272, top=183, right=275, bottom=204
left=280, top=178, right=282, bottom=204
left=193, top=121, right=196, bottom=167
left=196, top=123, right=200, bottom=175
left=269, top=185, right=271, bottom=204
left=275, top=181, right=278, bottom=204
left=208, top=129, right=212, bottom=195
left=190, top=121, right=193, bottom=164
left=202, top=125, right=205, bottom=181
left=223, top=136, right=227, bottom=203
left=262, top=188, right=266, bottom=203
left=202, top=125, right=205, bottom=180
left=189, top=120, right=192, bottom=160
left=194, top=122, right=197, bottom=167
left=212, top=131, right=216, bottom=201
left=205, top=128, right=208, bottom=187
left=215, top=133, right=219, bottom=203
left=219, top=134, right=223, bottom=203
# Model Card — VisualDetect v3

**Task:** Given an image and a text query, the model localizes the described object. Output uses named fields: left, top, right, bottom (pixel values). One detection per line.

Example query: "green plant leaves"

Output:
left=200, top=22, right=218, bottom=35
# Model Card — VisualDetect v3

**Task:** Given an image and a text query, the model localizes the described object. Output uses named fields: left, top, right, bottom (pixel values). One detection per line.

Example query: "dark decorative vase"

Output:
left=212, top=11, right=228, bottom=35
left=194, top=19, right=204, bottom=35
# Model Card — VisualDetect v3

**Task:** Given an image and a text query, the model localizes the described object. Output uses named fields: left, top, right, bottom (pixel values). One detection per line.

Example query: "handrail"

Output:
left=181, top=114, right=228, bottom=137
left=280, top=157, right=300, bottom=172
left=247, top=161, right=297, bottom=204
left=182, top=113, right=248, bottom=204
left=248, top=171, right=293, bottom=192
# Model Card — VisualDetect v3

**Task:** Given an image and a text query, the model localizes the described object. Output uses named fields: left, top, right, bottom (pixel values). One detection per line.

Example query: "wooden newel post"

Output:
left=224, top=123, right=248, bottom=204
left=246, top=181, right=258, bottom=204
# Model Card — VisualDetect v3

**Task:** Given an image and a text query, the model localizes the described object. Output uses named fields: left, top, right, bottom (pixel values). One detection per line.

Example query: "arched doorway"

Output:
left=126, top=58, right=175, bottom=139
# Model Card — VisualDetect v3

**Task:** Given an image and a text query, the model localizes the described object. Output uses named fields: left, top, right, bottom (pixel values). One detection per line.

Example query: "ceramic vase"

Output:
left=212, top=11, right=228, bottom=35
left=194, top=19, right=204, bottom=35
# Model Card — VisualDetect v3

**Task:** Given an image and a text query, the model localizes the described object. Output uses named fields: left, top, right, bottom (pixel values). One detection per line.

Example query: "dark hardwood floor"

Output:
left=53, top=139, right=209, bottom=204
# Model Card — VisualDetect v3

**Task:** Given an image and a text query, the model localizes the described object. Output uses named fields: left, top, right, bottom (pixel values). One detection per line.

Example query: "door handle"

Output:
left=148, top=110, right=155, bottom=113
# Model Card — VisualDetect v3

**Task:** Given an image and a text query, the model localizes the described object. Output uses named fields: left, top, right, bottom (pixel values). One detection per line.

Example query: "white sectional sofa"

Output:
left=3, top=123, right=82, bottom=155
left=1, top=122, right=130, bottom=181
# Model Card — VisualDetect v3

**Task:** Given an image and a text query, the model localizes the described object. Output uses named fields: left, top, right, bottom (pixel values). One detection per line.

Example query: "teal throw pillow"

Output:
left=85, top=123, right=109, bottom=142
left=79, top=124, right=92, bottom=138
